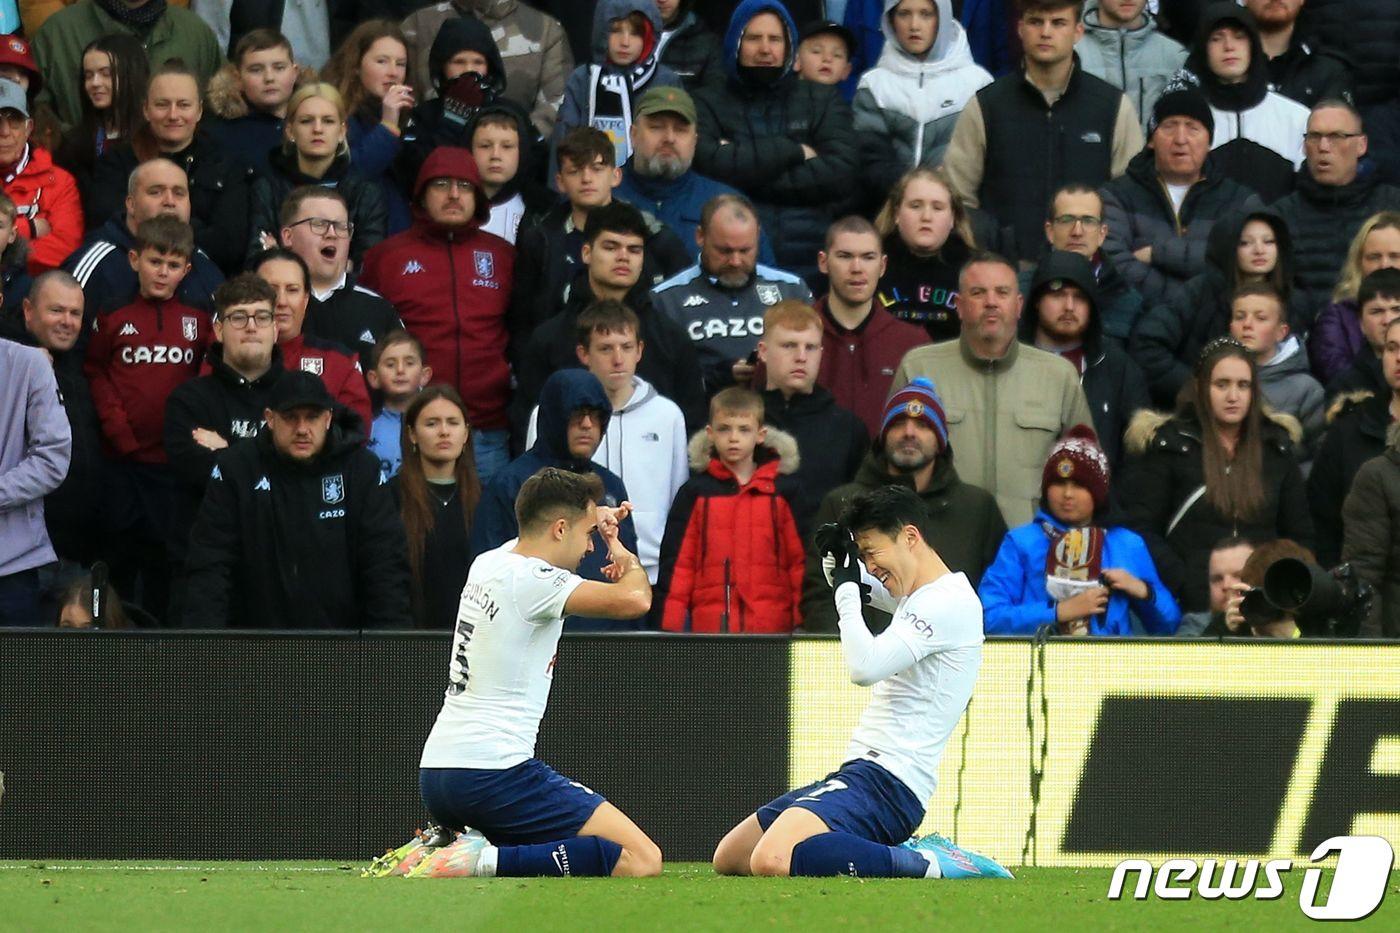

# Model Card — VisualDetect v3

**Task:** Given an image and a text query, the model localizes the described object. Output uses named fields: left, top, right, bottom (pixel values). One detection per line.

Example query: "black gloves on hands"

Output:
left=816, top=523, right=869, bottom=599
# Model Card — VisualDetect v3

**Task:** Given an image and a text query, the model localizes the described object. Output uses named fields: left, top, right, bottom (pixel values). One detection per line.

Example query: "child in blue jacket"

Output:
left=979, top=425, right=1180, bottom=635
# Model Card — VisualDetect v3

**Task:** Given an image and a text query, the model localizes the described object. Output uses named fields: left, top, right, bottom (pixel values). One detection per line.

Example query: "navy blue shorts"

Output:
left=756, top=759, right=924, bottom=846
left=419, top=759, right=607, bottom=847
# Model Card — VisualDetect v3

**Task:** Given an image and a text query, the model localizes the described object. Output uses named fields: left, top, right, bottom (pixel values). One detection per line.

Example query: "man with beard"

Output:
left=798, top=378, right=1006, bottom=632
left=613, top=86, right=761, bottom=263
left=651, top=194, right=810, bottom=393
left=1244, top=0, right=1352, bottom=109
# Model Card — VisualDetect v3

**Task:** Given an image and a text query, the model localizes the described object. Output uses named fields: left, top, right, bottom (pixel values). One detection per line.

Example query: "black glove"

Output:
left=813, top=522, right=849, bottom=561
left=831, top=535, right=863, bottom=590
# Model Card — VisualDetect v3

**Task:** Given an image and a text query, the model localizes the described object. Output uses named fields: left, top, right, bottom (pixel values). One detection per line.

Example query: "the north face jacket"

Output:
left=650, top=260, right=812, bottom=392
left=851, top=0, right=992, bottom=201
left=691, top=0, right=859, bottom=284
left=401, top=0, right=573, bottom=137
left=4, top=144, right=82, bottom=273
left=83, top=295, right=212, bottom=464
left=891, top=336, right=1096, bottom=527
left=655, top=428, right=804, bottom=634
left=359, top=146, right=515, bottom=433
left=1076, top=0, right=1187, bottom=131
left=180, top=409, right=411, bottom=629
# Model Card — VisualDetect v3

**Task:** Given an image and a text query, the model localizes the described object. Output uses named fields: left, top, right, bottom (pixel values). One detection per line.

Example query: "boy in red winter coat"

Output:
left=655, top=387, right=805, bottom=633
left=83, top=216, right=211, bottom=619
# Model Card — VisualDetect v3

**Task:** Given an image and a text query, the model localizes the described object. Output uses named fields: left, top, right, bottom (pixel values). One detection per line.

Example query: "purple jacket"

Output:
left=0, top=338, right=71, bottom=577
left=1310, top=299, right=1365, bottom=384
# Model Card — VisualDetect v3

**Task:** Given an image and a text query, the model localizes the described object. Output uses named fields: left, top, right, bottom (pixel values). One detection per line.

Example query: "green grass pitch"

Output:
left=4, top=861, right=1392, bottom=931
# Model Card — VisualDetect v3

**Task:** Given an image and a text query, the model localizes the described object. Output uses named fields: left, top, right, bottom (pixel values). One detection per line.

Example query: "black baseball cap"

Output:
left=267, top=371, right=335, bottom=413
left=799, top=19, right=857, bottom=58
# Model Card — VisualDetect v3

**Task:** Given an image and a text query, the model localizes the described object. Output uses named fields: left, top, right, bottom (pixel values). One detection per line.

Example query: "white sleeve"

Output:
left=859, top=564, right=899, bottom=613
left=514, top=559, right=585, bottom=624
left=834, top=583, right=921, bottom=687
left=667, top=407, right=688, bottom=502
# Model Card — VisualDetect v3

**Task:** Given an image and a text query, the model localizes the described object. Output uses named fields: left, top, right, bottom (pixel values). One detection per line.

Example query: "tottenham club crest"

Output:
left=322, top=474, right=345, bottom=504
left=181, top=316, right=199, bottom=342
left=300, top=357, right=324, bottom=376
left=473, top=250, right=495, bottom=279
left=756, top=283, right=782, bottom=306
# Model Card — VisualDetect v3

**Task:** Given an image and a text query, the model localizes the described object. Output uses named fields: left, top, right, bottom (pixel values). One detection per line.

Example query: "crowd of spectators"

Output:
left=1, top=0, right=1399, bottom=638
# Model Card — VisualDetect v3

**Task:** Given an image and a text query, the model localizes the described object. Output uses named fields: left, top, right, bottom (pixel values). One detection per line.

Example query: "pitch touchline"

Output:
left=0, top=864, right=350, bottom=873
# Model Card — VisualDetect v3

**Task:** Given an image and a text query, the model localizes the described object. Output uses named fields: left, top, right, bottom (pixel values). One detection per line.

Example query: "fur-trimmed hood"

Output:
left=686, top=425, right=800, bottom=474
left=1326, top=389, right=1375, bottom=425
left=205, top=63, right=317, bottom=120
left=1124, top=405, right=1303, bottom=456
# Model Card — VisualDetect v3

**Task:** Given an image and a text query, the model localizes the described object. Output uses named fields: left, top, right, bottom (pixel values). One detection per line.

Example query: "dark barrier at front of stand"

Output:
left=0, top=632, right=791, bottom=862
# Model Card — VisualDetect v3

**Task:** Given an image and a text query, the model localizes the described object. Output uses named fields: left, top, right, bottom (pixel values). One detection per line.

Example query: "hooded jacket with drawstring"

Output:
left=524, top=375, right=689, bottom=583
left=691, top=0, right=859, bottom=285
left=655, top=427, right=805, bottom=633
left=1255, top=335, right=1325, bottom=454
left=1174, top=2, right=1310, bottom=202
left=360, top=146, right=515, bottom=434
left=1019, top=250, right=1152, bottom=473
left=1130, top=208, right=1303, bottom=406
left=180, top=407, right=411, bottom=629
left=1075, top=0, right=1187, bottom=132
left=469, top=369, right=641, bottom=630
left=553, top=0, right=682, bottom=166
left=852, top=0, right=992, bottom=200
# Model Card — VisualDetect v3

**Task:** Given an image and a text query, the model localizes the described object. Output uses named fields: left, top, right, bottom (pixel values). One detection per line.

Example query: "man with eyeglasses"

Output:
left=1100, top=88, right=1261, bottom=309
left=1017, top=184, right=1145, bottom=345
left=164, top=273, right=286, bottom=584
left=279, top=186, right=402, bottom=368
left=1273, top=99, right=1400, bottom=320
left=360, top=146, right=516, bottom=482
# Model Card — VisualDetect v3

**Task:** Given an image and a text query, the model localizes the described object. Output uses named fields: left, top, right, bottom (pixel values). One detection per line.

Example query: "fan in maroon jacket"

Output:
left=815, top=218, right=929, bottom=437
left=359, top=146, right=515, bottom=444
left=249, top=248, right=374, bottom=433
left=84, top=221, right=211, bottom=464
left=655, top=388, right=805, bottom=633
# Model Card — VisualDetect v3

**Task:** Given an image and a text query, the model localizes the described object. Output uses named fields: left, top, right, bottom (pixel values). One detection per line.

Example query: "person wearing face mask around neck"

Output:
left=691, top=0, right=859, bottom=288
left=86, top=62, right=256, bottom=276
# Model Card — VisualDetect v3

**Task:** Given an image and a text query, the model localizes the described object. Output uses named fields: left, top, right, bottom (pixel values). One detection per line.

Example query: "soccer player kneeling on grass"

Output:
left=376, top=467, right=662, bottom=878
left=712, top=486, right=1012, bottom=879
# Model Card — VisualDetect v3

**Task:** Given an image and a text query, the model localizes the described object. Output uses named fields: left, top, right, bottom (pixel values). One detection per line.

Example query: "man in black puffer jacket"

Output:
left=656, top=0, right=724, bottom=93
left=692, top=0, right=858, bottom=287
left=1020, top=249, right=1150, bottom=472
left=180, top=371, right=410, bottom=629
left=1271, top=101, right=1400, bottom=322
left=1298, top=0, right=1400, bottom=181
left=1244, top=0, right=1353, bottom=110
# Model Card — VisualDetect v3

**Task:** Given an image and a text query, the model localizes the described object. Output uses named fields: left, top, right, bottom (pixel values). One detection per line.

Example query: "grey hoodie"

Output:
left=1075, top=0, right=1188, bottom=131
left=1258, top=335, right=1325, bottom=453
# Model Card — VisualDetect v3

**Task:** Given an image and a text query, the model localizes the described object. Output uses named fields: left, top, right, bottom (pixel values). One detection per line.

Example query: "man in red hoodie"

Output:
left=359, top=146, right=515, bottom=482
left=83, top=216, right=210, bottom=618
left=815, top=216, right=928, bottom=437
left=250, top=247, right=373, bottom=433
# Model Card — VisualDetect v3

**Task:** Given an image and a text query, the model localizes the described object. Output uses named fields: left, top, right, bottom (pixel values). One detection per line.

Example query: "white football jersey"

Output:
left=419, top=542, right=585, bottom=769
left=845, top=572, right=984, bottom=804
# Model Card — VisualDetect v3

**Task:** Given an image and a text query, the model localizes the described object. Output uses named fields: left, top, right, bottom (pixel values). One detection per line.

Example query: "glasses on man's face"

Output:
left=221, top=310, right=275, bottom=329
left=427, top=177, right=474, bottom=194
left=1051, top=214, right=1101, bottom=229
left=289, top=216, right=353, bottom=237
left=1304, top=131, right=1363, bottom=147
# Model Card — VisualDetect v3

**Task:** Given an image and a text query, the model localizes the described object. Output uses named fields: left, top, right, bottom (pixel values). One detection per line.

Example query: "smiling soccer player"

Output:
left=712, top=485, right=1012, bottom=879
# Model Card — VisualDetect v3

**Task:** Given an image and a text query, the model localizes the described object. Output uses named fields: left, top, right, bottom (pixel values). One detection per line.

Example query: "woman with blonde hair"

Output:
left=1120, top=337, right=1313, bottom=612
left=872, top=165, right=976, bottom=340
left=1310, top=211, right=1400, bottom=384
left=321, top=19, right=417, bottom=233
left=247, top=82, right=386, bottom=264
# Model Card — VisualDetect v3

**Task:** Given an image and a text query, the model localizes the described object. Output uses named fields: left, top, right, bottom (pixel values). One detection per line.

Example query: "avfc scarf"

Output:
left=1041, top=521, right=1107, bottom=605
left=588, top=67, right=637, bottom=167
